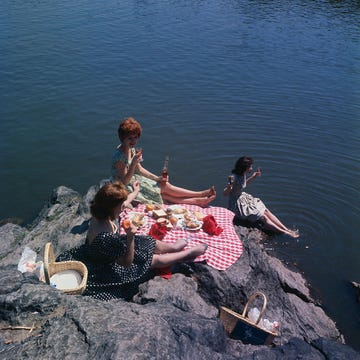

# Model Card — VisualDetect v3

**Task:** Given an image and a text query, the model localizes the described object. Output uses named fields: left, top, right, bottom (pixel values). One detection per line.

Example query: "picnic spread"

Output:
left=120, top=203, right=243, bottom=271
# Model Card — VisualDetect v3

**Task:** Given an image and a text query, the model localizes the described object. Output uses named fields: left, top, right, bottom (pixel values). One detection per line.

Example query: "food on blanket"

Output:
left=184, top=213, right=193, bottom=221
left=145, top=203, right=155, bottom=212
left=157, top=217, right=173, bottom=229
left=152, top=209, right=167, bottom=219
left=169, top=216, right=178, bottom=225
left=121, top=219, right=131, bottom=229
left=157, top=218, right=169, bottom=225
left=131, top=213, right=145, bottom=227
left=193, top=211, right=205, bottom=221
left=185, top=220, right=200, bottom=229
left=173, top=206, right=186, bottom=214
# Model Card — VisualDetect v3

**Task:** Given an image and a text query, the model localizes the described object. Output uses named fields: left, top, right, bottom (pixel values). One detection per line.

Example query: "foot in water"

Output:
left=288, top=229, right=300, bottom=238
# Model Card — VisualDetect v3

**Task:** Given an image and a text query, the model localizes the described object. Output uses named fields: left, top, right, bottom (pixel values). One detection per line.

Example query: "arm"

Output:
left=116, top=223, right=137, bottom=267
left=114, top=148, right=144, bottom=185
left=115, top=150, right=161, bottom=184
left=115, top=158, right=138, bottom=185
left=223, top=184, right=232, bottom=196
left=223, top=175, right=233, bottom=196
left=135, top=148, right=164, bottom=182
left=122, top=181, right=141, bottom=209
left=137, top=163, right=162, bottom=182
left=244, top=168, right=261, bottom=186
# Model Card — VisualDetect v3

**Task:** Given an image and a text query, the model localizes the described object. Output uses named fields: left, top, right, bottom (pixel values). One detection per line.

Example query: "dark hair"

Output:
left=118, top=117, right=142, bottom=142
left=232, top=156, right=253, bottom=176
left=90, top=181, right=128, bottom=220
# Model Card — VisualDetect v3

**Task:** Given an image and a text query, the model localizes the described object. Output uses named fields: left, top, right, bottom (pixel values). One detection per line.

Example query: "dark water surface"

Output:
left=1, top=0, right=359, bottom=349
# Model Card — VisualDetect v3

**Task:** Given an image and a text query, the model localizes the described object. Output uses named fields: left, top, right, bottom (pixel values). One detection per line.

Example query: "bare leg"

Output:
left=261, top=214, right=299, bottom=238
left=160, top=182, right=216, bottom=199
left=161, top=193, right=216, bottom=207
left=154, top=239, right=188, bottom=254
left=151, top=243, right=208, bottom=268
left=264, top=209, right=299, bottom=238
left=264, top=209, right=290, bottom=232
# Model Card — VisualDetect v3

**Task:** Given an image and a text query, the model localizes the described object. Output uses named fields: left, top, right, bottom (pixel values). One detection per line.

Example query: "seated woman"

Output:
left=223, top=156, right=299, bottom=238
left=110, top=117, right=216, bottom=207
left=57, top=181, right=208, bottom=301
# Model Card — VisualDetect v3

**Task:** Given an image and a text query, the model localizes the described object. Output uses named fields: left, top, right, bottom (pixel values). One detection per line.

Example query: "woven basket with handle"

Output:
left=219, top=291, right=277, bottom=345
left=43, top=242, right=88, bottom=295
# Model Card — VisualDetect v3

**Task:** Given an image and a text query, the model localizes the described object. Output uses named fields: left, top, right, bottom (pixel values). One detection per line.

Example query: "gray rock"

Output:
left=0, top=184, right=359, bottom=359
left=0, top=223, right=28, bottom=261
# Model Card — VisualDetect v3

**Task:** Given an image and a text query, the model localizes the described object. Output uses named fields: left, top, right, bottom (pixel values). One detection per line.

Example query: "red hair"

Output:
left=118, top=117, right=142, bottom=142
left=90, top=182, right=128, bottom=220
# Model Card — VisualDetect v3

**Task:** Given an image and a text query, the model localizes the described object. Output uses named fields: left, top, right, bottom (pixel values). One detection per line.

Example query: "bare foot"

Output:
left=184, top=244, right=208, bottom=261
left=203, top=186, right=216, bottom=198
left=171, top=238, right=189, bottom=252
left=289, top=229, right=300, bottom=238
left=196, top=194, right=216, bottom=207
left=208, top=186, right=216, bottom=197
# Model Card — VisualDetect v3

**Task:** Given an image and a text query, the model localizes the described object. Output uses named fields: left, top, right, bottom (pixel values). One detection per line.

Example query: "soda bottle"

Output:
left=162, top=156, right=169, bottom=178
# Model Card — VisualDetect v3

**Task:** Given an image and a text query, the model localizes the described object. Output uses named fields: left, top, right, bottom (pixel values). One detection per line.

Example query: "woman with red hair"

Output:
left=57, top=181, right=208, bottom=301
left=110, top=117, right=216, bottom=207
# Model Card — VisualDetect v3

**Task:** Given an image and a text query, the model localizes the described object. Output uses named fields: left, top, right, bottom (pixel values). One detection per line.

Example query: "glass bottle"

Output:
left=162, top=156, right=169, bottom=178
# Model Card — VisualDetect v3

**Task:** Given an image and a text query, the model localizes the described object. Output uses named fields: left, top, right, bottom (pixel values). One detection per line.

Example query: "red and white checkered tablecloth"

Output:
left=120, top=204, right=243, bottom=271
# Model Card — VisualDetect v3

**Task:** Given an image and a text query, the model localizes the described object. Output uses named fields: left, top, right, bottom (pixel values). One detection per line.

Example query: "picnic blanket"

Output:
left=120, top=204, right=243, bottom=271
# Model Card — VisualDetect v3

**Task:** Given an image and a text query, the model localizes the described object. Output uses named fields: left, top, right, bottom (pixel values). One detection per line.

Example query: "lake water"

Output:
left=1, top=0, right=359, bottom=350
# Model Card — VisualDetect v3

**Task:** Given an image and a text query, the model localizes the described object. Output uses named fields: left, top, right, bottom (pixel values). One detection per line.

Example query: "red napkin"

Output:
left=148, top=223, right=171, bottom=279
left=202, top=215, right=223, bottom=236
left=149, top=223, right=168, bottom=240
left=156, top=267, right=172, bottom=280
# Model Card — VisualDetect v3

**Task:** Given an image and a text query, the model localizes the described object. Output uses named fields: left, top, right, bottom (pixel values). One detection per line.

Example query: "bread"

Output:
left=152, top=209, right=167, bottom=219
left=157, top=217, right=173, bottom=229
left=193, top=211, right=205, bottom=221
left=186, top=220, right=200, bottom=229
left=132, top=213, right=145, bottom=227
left=157, top=218, right=169, bottom=225
left=184, top=213, right=193, bottom=221
left=173, top=207, right=186, bottom=214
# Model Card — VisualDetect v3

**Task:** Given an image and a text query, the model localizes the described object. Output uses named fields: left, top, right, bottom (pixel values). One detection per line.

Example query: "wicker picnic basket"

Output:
left=43, top=242, right=88, bottom=295
left=219, top=291, right=277, bottom=345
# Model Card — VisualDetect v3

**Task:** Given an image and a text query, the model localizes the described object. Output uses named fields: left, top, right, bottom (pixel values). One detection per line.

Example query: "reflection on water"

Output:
left=0, top=0, right=359, bottom=350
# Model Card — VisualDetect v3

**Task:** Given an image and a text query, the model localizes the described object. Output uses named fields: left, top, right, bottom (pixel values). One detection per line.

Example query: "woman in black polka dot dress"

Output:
left=57, top=181, right=207, bottom=301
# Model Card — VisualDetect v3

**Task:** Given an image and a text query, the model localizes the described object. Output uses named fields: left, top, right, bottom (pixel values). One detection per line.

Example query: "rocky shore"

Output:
left=0, top=183, right=359, bottom=359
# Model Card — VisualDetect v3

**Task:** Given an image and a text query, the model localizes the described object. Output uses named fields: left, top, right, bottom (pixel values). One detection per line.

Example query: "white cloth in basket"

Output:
left=50, top=270, right=82, bottom=290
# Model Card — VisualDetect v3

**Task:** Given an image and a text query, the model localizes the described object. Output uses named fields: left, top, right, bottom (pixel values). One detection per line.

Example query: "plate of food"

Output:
left=183, top=218, right=203, bottom=231
left=167, top=205, right=188, bottom=219
left=129, top=212, right=147, bottom=228
left=192, top=210, right=205, bottom=221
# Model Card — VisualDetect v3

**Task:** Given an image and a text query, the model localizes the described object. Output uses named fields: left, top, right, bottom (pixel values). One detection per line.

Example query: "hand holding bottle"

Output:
left=161, top=156, right=169, bottom=182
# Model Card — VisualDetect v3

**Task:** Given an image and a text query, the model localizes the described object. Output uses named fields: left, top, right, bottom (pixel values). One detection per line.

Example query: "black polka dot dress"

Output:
left=57, top=232, right=156, bottom=301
